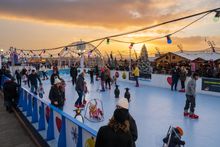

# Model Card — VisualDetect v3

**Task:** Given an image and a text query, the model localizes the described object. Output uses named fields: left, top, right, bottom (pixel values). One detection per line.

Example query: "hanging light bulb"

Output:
left=166, top=35, right=172, bottom=44
left=213, top=11, right=220, bottom=22
left=129, top=43, right=134, bottom=49
left=43, top=49, right=46, bottom=53
left=50, top=55, right=53, bottom=57
left=106, top=38, right=110, bottom=44
left=65, top=47, right=68, bottom=51
left=58, top=53, right=60, bottom=56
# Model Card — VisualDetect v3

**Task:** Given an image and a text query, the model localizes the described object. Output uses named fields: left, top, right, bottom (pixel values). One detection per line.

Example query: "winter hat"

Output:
left=176, top=126, right=184, bottom=136
left=113, top=109, right=129, bottom=123
left=54, top=78, right=62, bottom=85
left=125, top=88, right=129, bottom=91
left=117, top=98, right=129, bottom=109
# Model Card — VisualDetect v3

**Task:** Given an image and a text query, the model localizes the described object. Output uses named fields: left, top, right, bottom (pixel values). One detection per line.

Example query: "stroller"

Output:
left=163, top=126, right=185, bottom=147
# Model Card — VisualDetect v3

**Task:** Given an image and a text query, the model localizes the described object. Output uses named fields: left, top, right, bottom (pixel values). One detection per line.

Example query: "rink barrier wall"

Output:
left=1, top=75, right=97, bottom=147
left=110, top=70, right=220, bottom=97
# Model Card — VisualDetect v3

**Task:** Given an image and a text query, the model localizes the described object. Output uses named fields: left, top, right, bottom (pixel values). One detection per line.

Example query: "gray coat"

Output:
left=186, top=78, right=196, bottom=97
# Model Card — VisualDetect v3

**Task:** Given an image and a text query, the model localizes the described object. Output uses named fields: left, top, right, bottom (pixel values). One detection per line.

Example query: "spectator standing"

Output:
left=171, top=66, right=180, bottom=91
left=179, top=66, right=187, bottom=92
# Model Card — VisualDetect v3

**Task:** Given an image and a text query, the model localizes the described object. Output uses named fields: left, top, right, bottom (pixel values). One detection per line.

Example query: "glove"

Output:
left=181, top=141, right=185, bottom=145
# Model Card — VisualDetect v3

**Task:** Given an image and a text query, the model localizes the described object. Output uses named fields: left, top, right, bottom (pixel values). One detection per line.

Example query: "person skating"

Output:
left=75, top=72, right=85, bottom=108
left=50, top=70, right=60, bottom=85
left=171, top=66, right=180, bottom=91
left=3, top=77, right=19, bottom=113
left=49, top=78, right=65, bottom=109
left=100, top=68, right=105, bottom=92
left=28, top=69, right=41, bottom=95
left=38, top=83, right=44, bottom=98
left=41, top=65, right=48, bottom=80
left=70, top=64, right=78, bottom=85
left=95, top=108, right=134, bottom=147
left=15, top=69, right=21, bottom=86
left=116, top=98, right=138, bottom=147
left=183, top=72, right=199, bottom=119
left=114, top=85, right=120, bottom=98
left=163, top=126, right=185, bottom=147
left=124, top=88, right=131, bottom=102
left=132, top=64, right=140, bottom=87
left=89, top=67, right=94, bottom=84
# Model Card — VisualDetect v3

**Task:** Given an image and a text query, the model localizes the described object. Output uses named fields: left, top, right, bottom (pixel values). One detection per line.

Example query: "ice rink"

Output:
left=24, top=73, right=220, bottom=147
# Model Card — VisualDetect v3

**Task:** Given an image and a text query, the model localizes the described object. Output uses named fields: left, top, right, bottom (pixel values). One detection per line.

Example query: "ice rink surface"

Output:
left=24, top=74, right=220, bottom=147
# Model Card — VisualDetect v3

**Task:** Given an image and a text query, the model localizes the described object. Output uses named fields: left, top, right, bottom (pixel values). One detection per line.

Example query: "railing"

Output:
left=1, top=75, right=97, bottom=147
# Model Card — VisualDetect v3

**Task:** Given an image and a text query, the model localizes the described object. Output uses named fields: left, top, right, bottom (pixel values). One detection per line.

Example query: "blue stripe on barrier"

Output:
left=58, top=116, right=66, bottom=147
left=22, top=91, right=28, bottom=112
left=26, top=94, right=32, bottom=117
left=77, top=127, right=83, bottom=147
left=47, top=108, right=54, bottom=141
left=32, top=98, right=38, bottom=123
left=38, top=102, right=45, bottom=131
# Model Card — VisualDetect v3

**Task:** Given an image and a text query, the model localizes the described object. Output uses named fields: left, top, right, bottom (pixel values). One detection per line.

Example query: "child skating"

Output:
left=124, top=88, right=131, bottom=102
left=183, top=72, right=199, bottom=119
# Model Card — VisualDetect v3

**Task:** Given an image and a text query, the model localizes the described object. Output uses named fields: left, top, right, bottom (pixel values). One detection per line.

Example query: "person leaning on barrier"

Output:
left=3, top=77, right=19, bottom=113
left=49, top=78, right=65, bottom=109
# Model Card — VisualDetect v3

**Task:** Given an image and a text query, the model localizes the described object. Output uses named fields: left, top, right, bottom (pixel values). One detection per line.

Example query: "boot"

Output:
left=184, top=112, right=189, bottom=117
left=189, top=114, right=199, bottom=119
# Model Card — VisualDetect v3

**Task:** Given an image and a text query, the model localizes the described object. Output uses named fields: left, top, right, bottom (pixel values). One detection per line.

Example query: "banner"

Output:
left=202, top=78, right=220, bottom=93
left=129, top=72, right=151, bottom=81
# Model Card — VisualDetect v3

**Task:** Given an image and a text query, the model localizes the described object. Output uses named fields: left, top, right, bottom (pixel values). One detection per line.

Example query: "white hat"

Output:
left=54, top=78, right=61, bottom=85
left=117, top=98, right=129, bottom=109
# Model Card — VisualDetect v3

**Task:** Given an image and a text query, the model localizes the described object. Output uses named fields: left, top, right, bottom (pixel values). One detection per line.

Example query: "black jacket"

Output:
left=75, top=74, right=84, bottom=92
left=50, top=73, right=60, bottom=85
left=95, top=125, right=133, bottom=147
left=3, top=80, right=19, bottom=101
left=129, top=114, right=138, bottom=146
left=28, top=73, right=41, bottom=86
left=70, top=67, right=78, bottom=77
left=49, top=85, right=64, bottom=108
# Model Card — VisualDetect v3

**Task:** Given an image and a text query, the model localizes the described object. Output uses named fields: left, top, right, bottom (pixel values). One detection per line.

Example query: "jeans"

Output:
left=30, top=84, right=38, bottom=94
left=42, top=71, right=48, bottom=79
left=181, top=80, right=185, bottom=89
left=90, top=76, right=94, bottom=84
left=171, top=77, right=179, bottom=90
left=72, top=76, right=77, bottom=85
left=134, top=76, right=139, bottom=86
left=184, top=95, right=196, bottom=114
left=75, top=91, right=83, bottom=105
left=17, top=77, right=21, bottom=86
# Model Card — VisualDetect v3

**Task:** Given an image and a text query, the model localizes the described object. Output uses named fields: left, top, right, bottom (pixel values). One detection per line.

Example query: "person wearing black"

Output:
left=3, top=78, right=19, bottom=113
left=114, top=85, right=120, bottom=98
left=116, top=98, right=138, bottom=147
left=49, top=78, right=65, bottom=109
left=28, top=69, right=41, bottom=94
left=75, top=72, right=85, bottom=108
left=95, top=65, right=99, bottom=81
left=15, top=69, right=22, bottom=86
left=70, top=64, right=78, bottom=85
left=89, top=67, right=94, bottom=84
left=171, top=66, right=180, bottom=91
left=50, top=70, right=60, bottom=85
left=95, top=109, right=133, bottom=147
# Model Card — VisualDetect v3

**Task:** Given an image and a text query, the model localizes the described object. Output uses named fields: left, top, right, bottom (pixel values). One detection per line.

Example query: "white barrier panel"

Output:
left=111, top=70, right=220, bottom=97
left=53, top=111, right=62, bottom=142
left=82, top=129, right=96, bottom=147
left=66, top=119, right=78, bottom=147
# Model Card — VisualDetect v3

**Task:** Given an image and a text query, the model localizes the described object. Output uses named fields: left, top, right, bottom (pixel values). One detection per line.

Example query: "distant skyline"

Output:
left=0, top=0, right=220, bottom=57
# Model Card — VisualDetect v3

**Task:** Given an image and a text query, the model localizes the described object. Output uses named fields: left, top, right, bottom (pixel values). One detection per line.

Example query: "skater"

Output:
left=124, top=88, right=131, bottom=102
left=171, top=66, right=180, bottom=91
left=38, top=83, right=44, bottom=98
left=3, top=78, right=19, bottom=113
left=70, top=64, right=78, bottom=85
left=183, top=72, right=199, bottom=119
left=114, top=85, right=120, bottom=98
left=50, top=70, right=60, bottom=85
left=163, top=126, right=185, bottom=147
left=95, top=108, right=133, bottom=147
left=105, top=66, right=111, bottom=89
left=89, top=67, right=94, bottom=84
left=75, top=72, right=85, bottom=108
left=116, top=98, right=138, bottom=147
left=41, top=65, right=48, bottom=80
left=49, top=78, right=65, bottom=109
left=132, top=64, right=140, bottom=87
left=179, top=66, right=187, bottom=92
left=28, top=69, right=41, bottom=95
left=82, top=81, right=88, bottom=105
left=15, top=69, right=21, bottom=86
left=95, top=64, right=99, bottom=81
left=100, top=68, right=105, bottom=92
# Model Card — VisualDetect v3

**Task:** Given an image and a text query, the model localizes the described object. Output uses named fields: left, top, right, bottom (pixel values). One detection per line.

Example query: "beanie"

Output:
left=114, top=109, right=129, bottom=123
left=176, top=126, right=184, bottom=136
left=117, top=98, right=129, bottom=109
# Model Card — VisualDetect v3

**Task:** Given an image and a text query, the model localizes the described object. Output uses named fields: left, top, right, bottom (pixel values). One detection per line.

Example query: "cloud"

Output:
left=0, top=0, right=219, bottom=28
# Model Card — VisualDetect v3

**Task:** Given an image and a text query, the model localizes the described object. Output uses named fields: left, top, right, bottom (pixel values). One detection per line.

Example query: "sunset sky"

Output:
left=0, top=0, right=220, bottom=57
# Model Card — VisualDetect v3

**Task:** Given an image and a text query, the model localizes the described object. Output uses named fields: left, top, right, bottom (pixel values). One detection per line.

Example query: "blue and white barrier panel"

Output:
left=1, top=76, right=97, bottom=147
